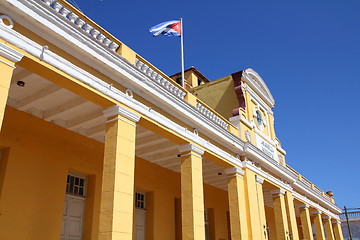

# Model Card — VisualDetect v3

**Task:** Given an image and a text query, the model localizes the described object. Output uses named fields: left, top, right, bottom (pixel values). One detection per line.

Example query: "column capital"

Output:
left=270, top=188, right=286, bottom=196
left=225, top=167, right=244, bottom=177
left=178, top=143, right=204, bottom=155
left=311, top=209, right=322, bottom=216
left=299, top=204, right=310, bottom=209
left=0, top=42, right=24, bottom=66
left=331, top=220, right=341, bottom=225
left=255, top=175, right=265, bottom=184
left=322, top=215, right=331, bottom=220
left=103, top=105, right=141, bottom=123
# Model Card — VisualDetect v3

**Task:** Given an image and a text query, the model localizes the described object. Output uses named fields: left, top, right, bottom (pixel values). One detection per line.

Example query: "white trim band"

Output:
left=103, top=105, right=141, bottom=123
left=0, top=41, right=23, bottom=63
left=225, top=167, right=245, bottom=176
left=178, top=143, right=205, bottom=156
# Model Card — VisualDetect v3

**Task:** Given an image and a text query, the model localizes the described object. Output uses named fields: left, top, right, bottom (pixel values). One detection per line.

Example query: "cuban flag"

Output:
left=149, top=20, right=181, bottom=37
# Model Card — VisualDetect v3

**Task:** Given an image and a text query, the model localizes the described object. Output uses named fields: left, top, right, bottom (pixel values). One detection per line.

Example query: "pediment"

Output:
left=242, top=68, right=275, bottom=108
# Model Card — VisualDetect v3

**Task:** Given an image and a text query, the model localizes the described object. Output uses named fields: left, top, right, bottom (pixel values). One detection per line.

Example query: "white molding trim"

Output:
left=311, top=210, right=322, bottom=216
left=0, top=41, right=23, bottom=63
left=331, top=220, right=341, bottom=224
left=322, top=215, right=331, bottom=220
left=178, top=143, right=205, bottom=156
left=225, top=167, right=244, bottom=176
left=299, top=204, right=310, bottom=209
left=270, top=189, right=286, bottom=196
left=103, top=105, right=141, bottom=123
left=293, top=192, right=340, bottom=220
left=255, top=175, right=265, bottom=184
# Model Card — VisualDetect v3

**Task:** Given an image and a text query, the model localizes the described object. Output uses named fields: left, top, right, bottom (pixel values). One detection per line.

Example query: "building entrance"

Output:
left=60, top=173, right=86, bottom=240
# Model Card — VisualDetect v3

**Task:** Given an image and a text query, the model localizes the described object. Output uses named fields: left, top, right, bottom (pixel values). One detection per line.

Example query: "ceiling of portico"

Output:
left=8, top=66, right=228, bottom=190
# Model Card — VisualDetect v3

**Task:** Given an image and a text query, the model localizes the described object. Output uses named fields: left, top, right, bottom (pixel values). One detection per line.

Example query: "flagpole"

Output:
left=180, top=18, right=185, bottom=89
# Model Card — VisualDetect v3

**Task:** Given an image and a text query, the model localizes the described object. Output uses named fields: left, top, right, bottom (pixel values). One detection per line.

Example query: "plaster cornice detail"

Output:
left=293, top=192, right=340, bottom=220
left=0, top=41, right=23, bottom=63
left=270, top=189, right=286, bottom=196
left=255, top=175, right=265, bottom=184
left=103, top=105, right=141, bottom=123
left=332, top=220, right=341, bottom=224
left=299, top=204, right=310, bottom=209
left=178, top=143, right=205, bottom=156
left=311, top=210, right=322, bottom=216
left=225, top=167, right=244, bottom=176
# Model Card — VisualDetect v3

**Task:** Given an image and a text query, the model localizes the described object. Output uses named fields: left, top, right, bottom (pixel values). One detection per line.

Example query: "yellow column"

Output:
left=255, top=176, right=268, bottom=240
left=271, top=189, right=290, bottom=240
left=0, top=42, right=24, bottom=130
left=299, top=204, right=313, bottom=240
left=284, top=191, right=299, bottom=240
left=99, top=105, right=141, bottom=240
left=178, top=143, right=206, bottom=240
left=225, top=167, right=248, bottom=240
left=312, top=210, right=325, bottom=240
left=332, top=220, right=344, bottom=240
left=244, top=169, right=263, bottom=239
left=323, top=216, right=335, bottom=240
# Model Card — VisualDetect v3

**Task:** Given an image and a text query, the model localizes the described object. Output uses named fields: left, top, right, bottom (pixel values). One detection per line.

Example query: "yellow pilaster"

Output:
left=244, top=169, right=263, bottom=239
left=99, top=105, right=141, bottom=240
left=312, top=210, right=325, bottom=240
left=271, top=189, right=290, bottom=240
left=332, top=220, right=344, bottom=240
left=284, top=191, right=299, bottom=240
left=255, top=176, right=268, bottom=240
left=0, top=42, right=24, bottom=130
left=299, top=204, right=314, bottom=240
left=225, top=167, right=248, bottom=240
left=178, top=143, right=206, bottom=240
left=323, top=216, right=335, bottom=240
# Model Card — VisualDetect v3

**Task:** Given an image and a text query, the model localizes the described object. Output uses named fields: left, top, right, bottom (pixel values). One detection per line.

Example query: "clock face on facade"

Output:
left=256, top=110, right=263, bottom=127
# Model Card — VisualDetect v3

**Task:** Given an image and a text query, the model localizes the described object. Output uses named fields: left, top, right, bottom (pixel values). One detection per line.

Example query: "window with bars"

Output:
left=135, top=192, right=145, bottom=209
left=66, top=173, right=86, bottom=197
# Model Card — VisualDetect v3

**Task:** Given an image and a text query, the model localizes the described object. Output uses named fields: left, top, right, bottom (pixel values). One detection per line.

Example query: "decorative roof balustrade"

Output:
left=302, top=176, right=312, bottom=188
left=339, top=211, right=360, bottom=222
left=196, top=101, right=229, bottom=129
left=41, top=0, right=119, bottom=52
left=134, top=57, right=186, bottom=99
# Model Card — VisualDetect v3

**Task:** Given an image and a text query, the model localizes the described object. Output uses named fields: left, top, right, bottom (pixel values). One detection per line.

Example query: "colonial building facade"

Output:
left=0, top=0, right=344, bottom=240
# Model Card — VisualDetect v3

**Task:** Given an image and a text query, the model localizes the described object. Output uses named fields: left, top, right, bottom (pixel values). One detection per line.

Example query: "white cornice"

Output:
left=255, top=175, right=265, bottom=184
left=298, top=204, right=310, bottom=209
left=293, top=192, right=340, bottom=220
left=103, top=105, right=141, bottom=123
left=178, top=143, right=205, bottom=156
left=0, top=41, right=23, bottom=63
left=270, top=188, right=286, bottom=196
left=311, top=210, right=322, bottom=216
left=225, top=167, right=244, bottom=176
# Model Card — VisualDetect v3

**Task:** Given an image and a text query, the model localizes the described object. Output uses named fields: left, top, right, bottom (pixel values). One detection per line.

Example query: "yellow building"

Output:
left=0, top=0, right=344, bottom=240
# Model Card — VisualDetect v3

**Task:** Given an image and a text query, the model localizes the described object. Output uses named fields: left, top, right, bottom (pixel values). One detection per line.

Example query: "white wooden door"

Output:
left=135, top=208, right=146, bottom=240
left=60, top=195, right=85, bottom=240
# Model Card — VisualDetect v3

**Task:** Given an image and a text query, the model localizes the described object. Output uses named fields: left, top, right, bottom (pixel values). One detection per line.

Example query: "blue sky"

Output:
left=71, top=0, right=360, bottom=209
